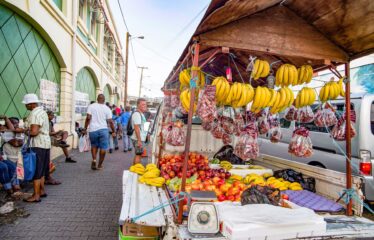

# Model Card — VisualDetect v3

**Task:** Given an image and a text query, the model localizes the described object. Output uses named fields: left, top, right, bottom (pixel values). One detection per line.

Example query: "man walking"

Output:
left=131, top=98, right=148, bottom=164
left=22, top=94, right=51, bottom=203
left=120, top=106, right=132, bottom=152
left=83, top=94, right=115, bottom=170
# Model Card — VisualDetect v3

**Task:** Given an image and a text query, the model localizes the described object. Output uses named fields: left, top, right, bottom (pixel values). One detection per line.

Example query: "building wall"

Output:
left=0, top=0, right=125, bottom=159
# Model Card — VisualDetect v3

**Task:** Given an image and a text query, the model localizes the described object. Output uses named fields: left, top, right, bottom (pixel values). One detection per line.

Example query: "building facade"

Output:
left=0, top=0, right=125, bottom=157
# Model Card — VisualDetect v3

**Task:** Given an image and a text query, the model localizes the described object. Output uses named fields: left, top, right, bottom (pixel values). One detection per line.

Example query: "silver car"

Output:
left=259, top=93, right=374, bottom=201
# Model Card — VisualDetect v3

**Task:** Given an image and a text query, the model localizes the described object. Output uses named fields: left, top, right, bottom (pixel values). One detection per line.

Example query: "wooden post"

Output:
left=177, top=42, right=200, bottom=224
left=345, top=62, right=353, bottom=216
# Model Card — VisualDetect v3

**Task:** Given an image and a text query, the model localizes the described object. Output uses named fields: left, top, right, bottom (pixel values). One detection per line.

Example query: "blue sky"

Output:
left=109, top=0, right=211, bottom=98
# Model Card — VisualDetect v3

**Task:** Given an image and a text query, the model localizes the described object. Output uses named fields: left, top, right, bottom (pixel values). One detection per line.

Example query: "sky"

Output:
left=108, top=0, right=211, bottom=98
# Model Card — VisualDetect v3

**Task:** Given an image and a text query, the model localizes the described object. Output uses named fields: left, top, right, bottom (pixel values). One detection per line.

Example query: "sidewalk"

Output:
left=0, top=144, right=135, bottom=240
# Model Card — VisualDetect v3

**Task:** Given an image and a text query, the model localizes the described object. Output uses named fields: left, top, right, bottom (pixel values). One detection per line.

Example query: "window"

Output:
left=79, top=0, right=85, bottom=19
left=90, top=11, right=97, bottom=38
left=371, top=101, right=374, bottom=135
left=52, top=0, right=63, bottom=10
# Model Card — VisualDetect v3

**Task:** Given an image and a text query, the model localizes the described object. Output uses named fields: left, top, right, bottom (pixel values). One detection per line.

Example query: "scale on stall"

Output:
left=187, top=191, right=220, bottom=235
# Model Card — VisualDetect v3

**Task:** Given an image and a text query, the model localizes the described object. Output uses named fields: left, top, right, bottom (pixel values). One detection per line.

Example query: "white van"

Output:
left=260, top=93, right=374, bottom=202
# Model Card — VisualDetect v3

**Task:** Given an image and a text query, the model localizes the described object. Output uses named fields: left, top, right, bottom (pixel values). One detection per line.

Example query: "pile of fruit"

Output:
left=319, top=78, right=345, bottom=102
left=294, top=87, right=316, bottom=108
left=130, top=163, right=166, bottom=187
left=251, top=59, right=271, bottom=80
left=243, top=174, right=303, bottom=191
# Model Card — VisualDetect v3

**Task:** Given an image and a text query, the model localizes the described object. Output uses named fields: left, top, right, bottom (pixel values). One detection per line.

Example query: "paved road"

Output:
left=0, top=144, right=134, bottom=240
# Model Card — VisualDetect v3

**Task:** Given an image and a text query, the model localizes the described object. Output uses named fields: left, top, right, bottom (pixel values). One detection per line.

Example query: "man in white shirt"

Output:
left=131, top=98, right=149, bottom=164
left=83, top=94, right=115, bottom=170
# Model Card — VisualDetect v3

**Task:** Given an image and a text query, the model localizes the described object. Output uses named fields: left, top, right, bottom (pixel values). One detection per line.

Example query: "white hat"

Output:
left=22, top=93, right=41, bottom=104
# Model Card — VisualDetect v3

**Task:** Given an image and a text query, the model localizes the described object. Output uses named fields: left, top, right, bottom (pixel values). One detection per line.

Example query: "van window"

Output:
left=371, top=101, right=374, bottom=135
left=280, top=119, right=291, bottom=128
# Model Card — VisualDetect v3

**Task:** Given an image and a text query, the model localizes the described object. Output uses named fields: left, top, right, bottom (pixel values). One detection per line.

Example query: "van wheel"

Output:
left=308, top=162, right=326, bottom=169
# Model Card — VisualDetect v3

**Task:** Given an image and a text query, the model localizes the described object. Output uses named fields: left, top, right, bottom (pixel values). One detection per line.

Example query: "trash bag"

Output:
left=241, top=185, right=280, bottom=206
left=213, top=145, right=244, bottom=164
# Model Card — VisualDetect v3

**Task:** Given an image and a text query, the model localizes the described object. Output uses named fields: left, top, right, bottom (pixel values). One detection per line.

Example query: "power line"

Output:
left=117, top=0, right=130, bottom=32
left=163, top=3, right=209, bottom=49
left=130, top=40, right=138, bottom=68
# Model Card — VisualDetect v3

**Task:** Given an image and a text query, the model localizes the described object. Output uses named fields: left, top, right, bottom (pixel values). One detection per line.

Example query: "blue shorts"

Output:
left=89, top=129, right=109, bottom=150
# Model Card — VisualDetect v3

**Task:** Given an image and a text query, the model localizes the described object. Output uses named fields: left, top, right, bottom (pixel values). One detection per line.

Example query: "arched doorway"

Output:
left=103, top=84, right=112, bottom=104
left=75, top=67, right=97, bottom=114
left=0, top=5, right=61, bottom=118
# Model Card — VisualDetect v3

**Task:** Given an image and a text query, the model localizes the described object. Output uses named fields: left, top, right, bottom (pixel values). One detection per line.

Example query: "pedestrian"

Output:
left=47, top=110, right=76, bottom=163
left=109, top=109, right=120, bottom=153
left=120, top=106, right=132, bottom=152
left=83, top=94, right=115, bottom=170
left=22, top=93, right=51, bottom=203
left=131, top=98, right=149, bottom=164
left=114, top=104, right=121, bottom=116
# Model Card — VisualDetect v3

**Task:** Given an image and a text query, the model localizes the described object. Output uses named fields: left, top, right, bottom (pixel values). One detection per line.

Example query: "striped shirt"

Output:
left=25, top=107, right=51, bottom=149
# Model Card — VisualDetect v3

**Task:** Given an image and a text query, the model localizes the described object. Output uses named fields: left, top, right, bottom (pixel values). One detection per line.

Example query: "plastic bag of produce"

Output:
left=268, top=115, right=282, bottom=143
left=314, top=108, right=338, bottom=127
left=288, top=127, right=313, bottom=157
left=234, top=123, right=259, bottom=160
left=284, top=105, right=298, bottom=121
left=258, top=111, right=270, bottom=135
left=196, top=86, right=217, bottom=122
left=202, top=121, right=213, bottom=131
left=222, top=133, right=233, bottom=145
left=213, top=145, right=244, bottom=164
left=297, top=106, right=314, bottom=123
left=220, top=116, right=235, bottom=134
left=165, top=121, right=185, bottom=146
left=211, top=119, right=225, bottom=139
left=164, top=90, right=171, bottom=108
left=331, top=117, right=356, bottom=141
left=241, top=185, right=280, bottom=206
left=170, top=90, right=180, bottom=108
left=233, top=112, right=245, bottom=136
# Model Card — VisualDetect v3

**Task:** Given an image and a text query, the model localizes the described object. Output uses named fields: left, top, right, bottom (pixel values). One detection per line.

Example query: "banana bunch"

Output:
left=319, top=79, right=344, bottom=102
left=288, top=182, right=303, bottom=191
left=267, top=87, right=294, bottom=114
left=229, top=174, right=243, bottom=182
left=138, top=164, right=165, bottom=187
left=212, top=76, right=231, bottom=104
left=140, top=177, right=165, bottom=187
left=179, top=68, right=205, bottom=89
left=266, top=177, right=303, bottom=191
left=243, top=174, right=263, bottom=184
left=297, top=65, right=313, bottom=84
left=142, top=168, right=161, bottom=179
left=251, top=59, right=271, bottom=80
left=294, top=87, right=316, bottom=108
left=251, top=87, right=272, bottom=112
left=180, top=89, right=197, bottom=112
left=220, top=161, right=232, bottom=171
left=130, top=163, right=145, bottom=175
left=275, top=64, right=299, bottom=87
left=226, top=83, right=254, bottom=108
left=145, top=163, right=157, bottom=172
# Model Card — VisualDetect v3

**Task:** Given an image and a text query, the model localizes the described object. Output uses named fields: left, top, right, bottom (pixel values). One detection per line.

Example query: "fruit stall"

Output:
left=119, top=0, right=374, bottom=239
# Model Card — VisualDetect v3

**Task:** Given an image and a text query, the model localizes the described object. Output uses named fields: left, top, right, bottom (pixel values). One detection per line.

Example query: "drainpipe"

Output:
left=70, top=0, right=78, bottom=146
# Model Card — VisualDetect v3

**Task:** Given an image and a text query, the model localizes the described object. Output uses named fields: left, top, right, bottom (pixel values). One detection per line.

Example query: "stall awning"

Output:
left=165, top=0, right=374, bottom=85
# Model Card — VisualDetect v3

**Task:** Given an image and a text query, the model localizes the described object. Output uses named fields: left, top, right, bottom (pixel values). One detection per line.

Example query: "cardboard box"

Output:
left=119, top=223, right=159, bottom=240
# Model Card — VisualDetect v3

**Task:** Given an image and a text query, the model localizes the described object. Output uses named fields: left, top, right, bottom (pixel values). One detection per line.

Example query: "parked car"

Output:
left=260, top=93, right=374, bottom=201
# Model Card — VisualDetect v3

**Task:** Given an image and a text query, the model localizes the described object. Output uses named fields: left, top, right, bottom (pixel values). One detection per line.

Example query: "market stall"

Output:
left=119, top=0, right=374, bottom=239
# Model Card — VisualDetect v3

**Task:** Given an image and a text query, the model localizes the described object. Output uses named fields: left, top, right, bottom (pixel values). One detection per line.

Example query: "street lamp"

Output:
left=124, top=32, right=144, bottom=106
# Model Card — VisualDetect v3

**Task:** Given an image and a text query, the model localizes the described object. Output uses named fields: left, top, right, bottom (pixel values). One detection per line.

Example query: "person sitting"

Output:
left=47, top=111, right=75, bottom=163
left=0, top=155, right=19, bottom=196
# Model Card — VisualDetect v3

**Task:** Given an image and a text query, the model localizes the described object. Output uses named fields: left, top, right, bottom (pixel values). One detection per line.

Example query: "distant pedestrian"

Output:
left=120, top=106, right=132, bottom=152
left=109, top=109, right=120, bottom=153
left=83, top=94, right=115, bottom=170
left=22, top=94, right=51, bottom=203
left=114, top=105, right=121, bottom=116
left=131, top=98, right=149, bottom=164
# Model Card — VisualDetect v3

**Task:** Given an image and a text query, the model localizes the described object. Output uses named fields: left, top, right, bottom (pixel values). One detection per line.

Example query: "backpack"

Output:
left=127, top=111, right=139, bottom=136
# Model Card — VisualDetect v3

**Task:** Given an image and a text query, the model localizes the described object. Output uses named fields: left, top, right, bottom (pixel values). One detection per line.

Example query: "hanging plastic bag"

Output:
left=83, top=135, right=91, bottom=152
left=166, top=121, right=185, bottom=146
left=170, top=90, right=180, bottom=108
left=202, top=121, right=213, bottom=131
left=79, top=136, right=85, bottom=152
left=220, top=116, right=235, bottom=134
left=331, top=116, right=356, bottom=141
left=164, top=90, right=171, bottom=108
left=233, top=112, right=245, bottom=136
left=288, top=127, right=313, bottom=157
left=268, top=115, right=282, bottom=143
left=257, top=110, right=270, bottom=135
left=196, top=86, right=217, bottom=122
left=234, top=123, right=259, bottom=160
left=211, top=119, right=225, bottom=139
left=314, top=108, right=338, bottom=127
left=222, top=133, right=233, bottom=145
left=284, top=105, right=298, bottom=122
left=16, top=151, right=24, bottom=181
left=297, top=106, right=314, bottom=123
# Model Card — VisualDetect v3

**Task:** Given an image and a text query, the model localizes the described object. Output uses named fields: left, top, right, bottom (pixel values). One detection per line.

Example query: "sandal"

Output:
left=41, top=193, right=48, bottom=198
left=45, top=179, right=61, bottom=185
left=23, top=197, right=41, bottom=203
left=91, top=160, right=97, bottom=170
left=97, top=165, right=103, bottom=170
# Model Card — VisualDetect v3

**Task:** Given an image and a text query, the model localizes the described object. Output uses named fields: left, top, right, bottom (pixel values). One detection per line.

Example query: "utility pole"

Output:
left=124, top=32, right=130, bottom=106
left=138, top=66, right=148, bottom=97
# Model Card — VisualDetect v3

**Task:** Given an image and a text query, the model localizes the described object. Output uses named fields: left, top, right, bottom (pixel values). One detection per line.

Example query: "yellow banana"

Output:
left=268, top=89, right=277, bottom=107
left=339, top=77, right=345, bottom=97
left=319, top=86, right=325, bottom=102
left=255, top=60, right=264, bottom=80
left=247, top=84, right=255, bottom=104
left=283, top=87, right=291, bottom=107
left=279, top=88, right=287, bottom=109
left=288, top=87, right=295, bottom=106
left=290, top=65, right=298, bottom=86
left=276, top=65, right=284, bottom=87
left=252, top=59, right=260, bottom=79
left=283, top=64, right=289, bottom=87
left=298, top=66, right=305, bottom=84
left=260, top=60, right=270, bottom=78
left=253, top=87, right=262, bottom=109
left=306, top=65, right=313, bottom=83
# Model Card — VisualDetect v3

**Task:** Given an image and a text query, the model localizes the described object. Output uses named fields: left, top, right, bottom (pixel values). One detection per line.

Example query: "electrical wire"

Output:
left=130, top=40, right=138, bottom=68
left=117, top=0, right=130, bottom=32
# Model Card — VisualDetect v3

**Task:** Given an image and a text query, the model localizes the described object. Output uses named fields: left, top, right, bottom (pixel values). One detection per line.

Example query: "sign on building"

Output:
left=40, top=79, right=60, bottom=113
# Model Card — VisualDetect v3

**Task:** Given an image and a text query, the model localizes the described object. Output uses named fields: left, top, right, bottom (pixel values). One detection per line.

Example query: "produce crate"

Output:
left=119, top=223, right=159, bottom=240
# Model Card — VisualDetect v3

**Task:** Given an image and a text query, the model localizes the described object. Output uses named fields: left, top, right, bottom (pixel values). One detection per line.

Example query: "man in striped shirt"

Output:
left=22, top=94, right=51, bottom=203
